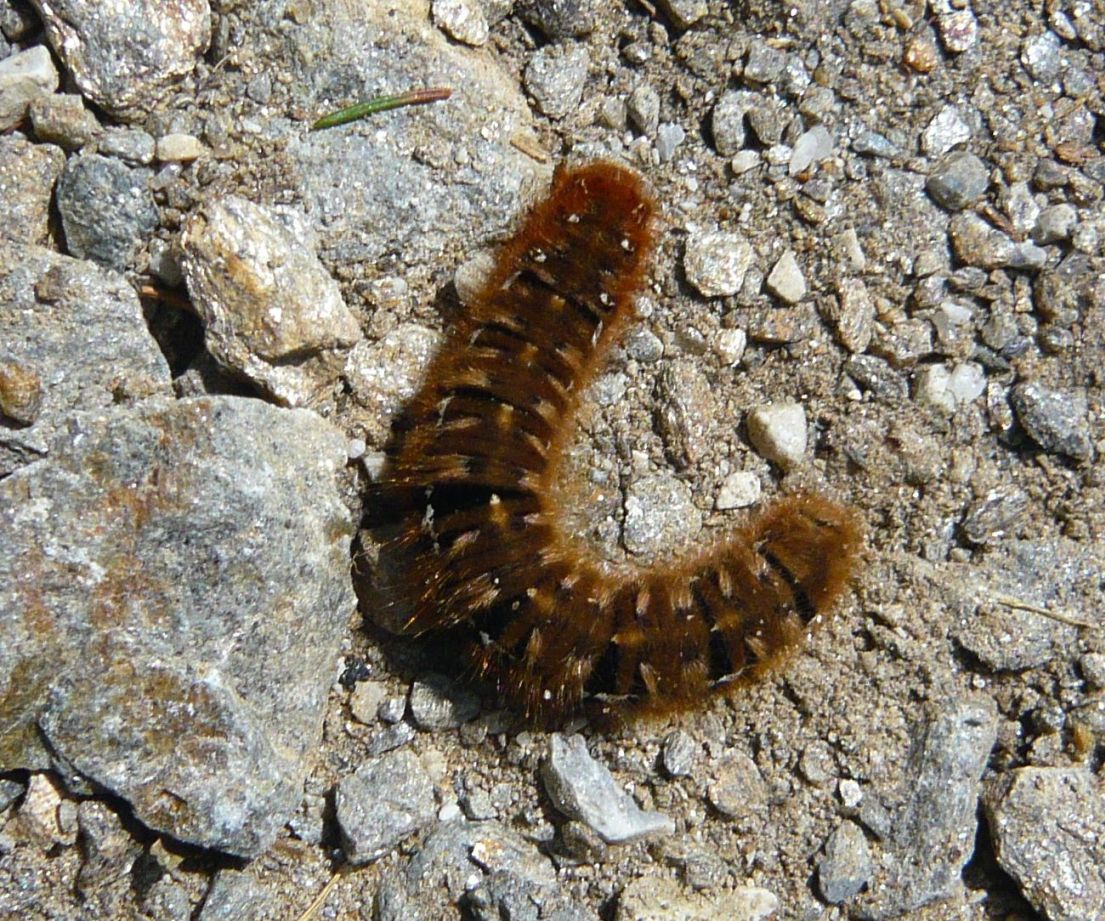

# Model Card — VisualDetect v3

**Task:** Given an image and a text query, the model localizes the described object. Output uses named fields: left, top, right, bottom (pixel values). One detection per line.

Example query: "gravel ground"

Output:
left=1, top=1, right=1103, bottom=920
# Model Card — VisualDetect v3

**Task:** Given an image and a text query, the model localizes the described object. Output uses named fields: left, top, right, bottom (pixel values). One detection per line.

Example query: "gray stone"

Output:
left=961, top=486, right=1029, bottom=545
left=716, top=470, right=761, bottom=511
left=711, top=90, right=759, bottom=156
left=617, top=877, right=778, bottom=921
left=747, top=401, right=807, bottom=468
left=818, top=821, right=874, bottom=903
left=765, top=249, right=807, bottom=303
left=655, top=122, right=685, bottom=162
left=0, top=136, right=64, bottom=246
left=623, top=473, right=702, bottom=560
left=1, top=1, right=39, bottom=41
left=913, top=362, right=986, bottom=413
left=854, top=694, right=998, bottom=919
left=409, top=673, right=481, bottom=731
left=852, top=129, right=898, bottom=158
left=1021, top=31, right=1062, bottom=82
left=56, top=153, right=158, bottom=271
left=708, top=752, right=768, bottom=825
left=524, top=42, right=589, bottom=119
left=542, top=734, right=674, bottom=844
left=684, top=228, right=753, bottom=297
left=0, top=776, right=24, bottom=812
left=1032, top=203, right=1077, bottom=244
left=985, top=768, right=1105, bottom=921
left=376, top=820, right=571, bottom=921
left=96, top=126, right=156, bottom=164
left=199, top=870, right=278, bottom=921
left=0, top=45, right=58, bottom=130
left=344, top=324, right=441, bottom=444
left=75, top=800, right=142, bottom=898
left=0, top=397, right=355, bottom=857
left=336, top=749, right=436, bottom=864
left=0, top=244, right=171, bottom=474
left=744, top=40, right=786, bottom=84
left=844, top=355, right=909, bottom=403
left=627, top=83, right=660, bottom=136
left=661, top=729, right=698, bottom=778
left=349, top=680, right=389, bottom=724
left=365, top=722, right=417, bottom=757
left=831, top=278, right=876, bottom=353
left=949, top=212, right=1015, bottom=269
left=927, top=151, right=989, bottom=211
left=155, top=132, right=205, bottom=162
left=31, top=0, right=211, bottom=121
left=656, top=359, right=716, bottom=469
left=789, top=125, right=833, bottom=176
left=938, top=10, right=978, bottom=52
left=1011, top=381, right=1094, bottom=462
left=656, top=0, right=707, bottom=30
left=181, top=196, right=362, bottom=408
left=28, top=92, right=100, bottom=149
left=517, top=0, right=599, bottom=39
left=431, top=0, right=489, bottom=47
left=1081, top=653, right=1105, bottom=690
left=921, top=105, right=971, bottom=157
left=625, top=327, right=664, bottom=363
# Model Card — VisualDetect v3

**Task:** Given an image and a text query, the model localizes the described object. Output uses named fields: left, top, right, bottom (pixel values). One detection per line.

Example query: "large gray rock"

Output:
left=0, top=397, right=355, bottom=858
left=30, top=0, right=211, bottom=121
left=281, top=1, right=540, bottom=269
left=0, top=244, right=172, bottom=475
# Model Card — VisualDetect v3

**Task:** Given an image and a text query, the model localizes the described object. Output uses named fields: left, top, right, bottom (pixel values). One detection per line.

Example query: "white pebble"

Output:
left=747, top=402, right=807, bottom=468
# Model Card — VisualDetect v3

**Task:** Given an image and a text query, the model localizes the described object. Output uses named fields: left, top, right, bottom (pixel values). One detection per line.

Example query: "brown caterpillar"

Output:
left=375, top=162, right=860, bottom=727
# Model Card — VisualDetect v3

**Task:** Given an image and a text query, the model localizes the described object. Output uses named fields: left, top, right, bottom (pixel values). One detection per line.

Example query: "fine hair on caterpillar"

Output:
left=365, top=161, right=861, bottom=728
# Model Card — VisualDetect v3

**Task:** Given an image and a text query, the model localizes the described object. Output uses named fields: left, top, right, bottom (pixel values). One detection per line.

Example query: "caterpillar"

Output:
left=373, top=161, right=861, bottom=727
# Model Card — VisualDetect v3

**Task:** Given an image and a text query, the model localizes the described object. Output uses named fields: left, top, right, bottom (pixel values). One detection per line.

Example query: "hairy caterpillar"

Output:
left=373, top=162, right=860, bottom=727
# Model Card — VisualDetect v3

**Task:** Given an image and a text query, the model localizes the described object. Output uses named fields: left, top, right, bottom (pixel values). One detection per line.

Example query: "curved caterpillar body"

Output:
left=378, top=162, right=860, bottom=727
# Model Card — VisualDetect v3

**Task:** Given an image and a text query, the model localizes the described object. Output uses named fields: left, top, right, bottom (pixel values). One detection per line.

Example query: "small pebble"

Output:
left=542, top=734, right=674, bottom=844
left=789, top=124, right=833, bottom=176
left=713, top=328, right=747, bottom=366
left=715, top=470, right=761, bottom=510
left=1032, top=204, right=1077, bottom=244
left=684, top=228, right=753, bottom=297
left=921, top=104, right=971, bottom=157
left=28, top=93, right=101, bottom=149
left=409, top=673, right=481, bottom=730
left=156, top=133, right=205, bottom=162
left=432, top=0, right=489, bottom=46
left=627, top=83, right=660, bottom=136
left=839, top=779, right=863, bottom=808
left=0, top=45, right=59, bottom=131
left=1010, top=381, right=1094, bottom=462
left=655, top=122, right=685, bottom=162
left=743, top=40, right=787, bottom=84
left=661, top=729, right=698, bottom=777
left=656, top=0, right=707, bottom=29
left=349, top=681, right=389, bottom=724
left=524, top=43, right=589, bottom=119
left=833, top=278, right=876, bottom=353
left=927, top=150, right=989, bottom=211
left=765, top=249, right=807, bottom=304
left=711, top=90, right=758, bottom=156
left=1021, top=32, right=1062, bottom=82
left=817, top=821, right=874, bottom=903
left=708, top=753, right=768, bottom=821
left=939, top=10, right=978, bottom=52
left=746, top=402, right=807, bottom=468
